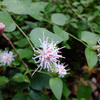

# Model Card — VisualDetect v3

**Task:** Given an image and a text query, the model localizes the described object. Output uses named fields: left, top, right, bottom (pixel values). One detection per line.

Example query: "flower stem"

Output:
left=2, top=33, right=32, bottom=77
left=12, top=20, right=34, bottom=50
left=0, top=7, right=34, bottom=50
left=43, top=18, right=88, bottom=48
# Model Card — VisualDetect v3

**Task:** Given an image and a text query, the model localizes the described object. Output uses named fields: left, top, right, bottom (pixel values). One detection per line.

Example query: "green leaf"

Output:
left=17, top=48, right=33, bottom=60
left=1, top=0, right=32, bottom=14
left=24, top=69, right=33, bottom=75
left=25, top=21, right=37, bottom=28
left=11, top=82, right=29, bottom=92
left=53, top=25, right=69, bottom=40
left=85, top=48, right=98, bottom=69
left=77, top=85, right=92, bottom=100
left=30, top=28, right=63, bottom=47
left=49, top=77, right=63, bottom=100
left=0, top=11, right=16, bottom=32
left=63, top=82, right=69, bottom=99
left=29, top=2, right=48, bottom=21
left=12, top=73, right=30, bottom=83
left=29, top=13, right=43, bottom=21
left=14, top=38, right=28, bottom=47
left=29, top=90, right=50, bottom=100
left=0, top=76, right=9, bottom=85
left=81, top=31, right=99, bottom=46
left=12, top=92, right=32, bottom=100
left=51, top=13, right=67, bottom=26
left=30, top=73, right=50, bottom=90
left=30, top=2, right=48, bottom=14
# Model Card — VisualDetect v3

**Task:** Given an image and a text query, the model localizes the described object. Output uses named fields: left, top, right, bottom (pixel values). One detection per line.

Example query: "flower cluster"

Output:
left=0, top=22, right=5, bottom=34
left=32, top=33, right=69, bottom=77
left=0, top=50, right=15, bottom=66
left=55, top=63, right=70, bottom=77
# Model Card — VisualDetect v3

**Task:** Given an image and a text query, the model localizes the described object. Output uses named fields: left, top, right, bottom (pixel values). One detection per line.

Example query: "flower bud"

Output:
left=0, top=22, right=5, bottom=34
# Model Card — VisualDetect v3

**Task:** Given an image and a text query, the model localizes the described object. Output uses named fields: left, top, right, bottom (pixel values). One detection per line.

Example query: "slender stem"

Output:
left=67, top=32, right=88, bottom=48
left=2, top=33, right=32, bottom=77
left=66, top=0, right=96, bottom=30
left=0, top=7, right=34, bottom=50
left=12, top=20, right=34, bottom=50
left=64, top=25, right=88, bottom=47
left=38, top=71, right=53, bottom=77
left=43, top=18, right=54, bottom=25
left=7, top=65, right=52, bottom=77
left=43, top=17, right=88, bottom=47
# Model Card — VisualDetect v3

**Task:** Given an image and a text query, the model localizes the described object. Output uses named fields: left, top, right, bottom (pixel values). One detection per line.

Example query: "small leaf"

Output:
left=14, top=38, right=28, bottom=47
left=85, top=48, right=98, bottom=69
left=17, top=48, right=33, bottom=60
left=49, top=77, right=63, bottom=100
left=12, top=92, right=32, bottom=100
left=77, top=85, right=92, bottom=100
left=63, top=82, right=69, bottom=99
left=51, top=13, right=68, bottom=26
left=30, top=73, right=50, bottom=90
left=29, top=90, right=50, bottom=100
left=81, top=31, right=99, bottom=46
left=30, top=28, right=63, bottom=47
left=53, top=25, right=69, bottom=40
left=0, top=11, right=16, bottom=32
left=12, top=73, right=30, bottom=83
left=24, top=69, right=33, bottom=75
left=0, top=76, right=9, bottom=85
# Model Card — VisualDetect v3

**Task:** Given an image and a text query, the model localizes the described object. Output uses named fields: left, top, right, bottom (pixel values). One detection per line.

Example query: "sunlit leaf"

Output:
left=49, top=77, right=63, bottom=100
left=81, top=31, right=99, bottom=46
left=53, top=25, right=69, bottom=40
left=51, top=13, right=68, bottom=26
left=12, top=73, right=30, bottom=83
left=0, top=11, right=16, bottom=32
left=30, top=28, right=63, bottom=47
left=85, top=48, right=98, bottom=69
left=1, top=0, right=32, bottom=14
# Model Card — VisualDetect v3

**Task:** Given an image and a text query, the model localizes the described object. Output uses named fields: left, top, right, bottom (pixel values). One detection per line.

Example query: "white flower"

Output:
left=0, top=22, right=5, bottom=34
left=98, top=39, right=100, bottom=45
left=55, top=63, right=70, bottom=78
left=32, top=33, right=64, bottom=75
left=0, top=50, right=15, bottom=66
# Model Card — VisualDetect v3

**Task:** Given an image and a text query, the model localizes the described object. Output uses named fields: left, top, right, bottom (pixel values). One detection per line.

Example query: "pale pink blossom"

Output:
left=32, top=33, right=64, bottom=75
left=98, top=39, right=100, bottom=45
left=0, top=22, right=5, bottom=34
left=0, top=50, right=15, bottom=66
left=55, top=63, right=70, bottom=77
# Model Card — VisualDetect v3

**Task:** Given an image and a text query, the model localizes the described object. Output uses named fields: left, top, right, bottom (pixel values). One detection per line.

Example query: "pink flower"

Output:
left=32, top=33, right=64, bottom=75
left=0, top=50, right=15, bottom=66
left=0, top=22, right=5, bottom=34
left=55, top=63, right=70, bottom=77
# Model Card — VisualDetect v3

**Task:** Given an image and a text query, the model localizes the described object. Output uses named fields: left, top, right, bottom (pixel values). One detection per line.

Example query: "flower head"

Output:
left=55, top=63, right=70, bottom=78
left=97, top=39, right=100, bottom=62
left=98, top=39, right=100, bottom=45
left=32, top=33, right=64, bottom=75
left=0, top=22, right=5, bottom=34
left=0, top=50, right=15, bottom=66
